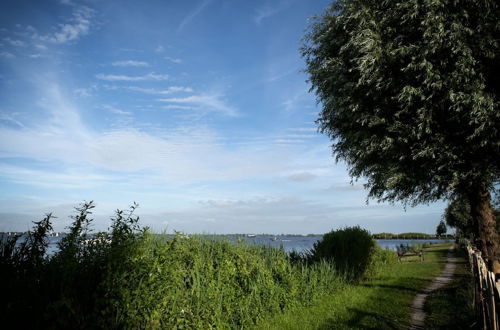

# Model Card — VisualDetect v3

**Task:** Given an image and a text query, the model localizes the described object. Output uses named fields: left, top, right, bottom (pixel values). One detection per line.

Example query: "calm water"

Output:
left=233, top=236, right=447, bottom=253
left=4, top=234, right=448, bottom=256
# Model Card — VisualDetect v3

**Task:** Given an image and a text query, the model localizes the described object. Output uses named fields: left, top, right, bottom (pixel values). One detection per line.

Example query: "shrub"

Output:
left=309, top=226, right=376, bottom=281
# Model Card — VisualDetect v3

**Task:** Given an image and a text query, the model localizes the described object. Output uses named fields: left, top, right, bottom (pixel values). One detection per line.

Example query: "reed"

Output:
left=0, top=202, right=346, bottom=329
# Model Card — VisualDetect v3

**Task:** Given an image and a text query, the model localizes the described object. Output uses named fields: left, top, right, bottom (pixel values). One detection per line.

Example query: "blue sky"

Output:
left=0, top=0, right=446, bottom=234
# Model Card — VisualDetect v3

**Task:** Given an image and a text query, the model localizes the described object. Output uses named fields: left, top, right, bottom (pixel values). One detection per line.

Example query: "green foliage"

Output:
left=436, top=220, right=447, bottom=237
left=308, top=226, right=376, bottom=281
left=366, top=245, right=398, bottom=277
left=443, top=196, right=474, bottom=239
left=301, top=0, right=500, bottom=204
left=0, top=203, right=345, bottom=329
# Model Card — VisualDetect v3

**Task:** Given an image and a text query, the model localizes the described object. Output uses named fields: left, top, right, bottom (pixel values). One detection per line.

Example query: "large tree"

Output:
left=302, top=0, right=500, bottom=271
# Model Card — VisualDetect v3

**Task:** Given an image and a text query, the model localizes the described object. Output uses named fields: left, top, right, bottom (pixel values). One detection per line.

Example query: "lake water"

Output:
left=234, top=236, right=447, bottom=253
left=4, top=234, right=448, bottom=256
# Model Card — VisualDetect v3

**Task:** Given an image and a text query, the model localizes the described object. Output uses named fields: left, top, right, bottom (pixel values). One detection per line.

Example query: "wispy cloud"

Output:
left=102, top=105, right=132, bottom=116
left=3, top=37, right=25, bottom=47
left=112, top=60, right=150, bottom=67
left=73, top=86, right=96, bottom=97
left=161, top=105, right=196, bottom=110
left=272, top=138, right=305, bottom=144
left=286, top=172, right=316, bottom=182
left=177, top=0, right=212, bottom=32
left=0, top=112, right=25, bottom=128
left=35, top=44, right=48, bottom=51
left=0, top=51, right=14, bottom=58
left=127, top=86, right=193, bottom=95
left=288, top=127, right=317, bottom=132
left=254, top=0, right=294, bottom=25
left=0, top=164, right=112, bottom=189
left=157, top=94, right=238, bottom=116
left=165, top=56, right=182, bottom=64
left=0, top=82, right=317, bottom=184
left=41, top=6, right=94, bottom=44
left=281, top=91, right=307, bottom=112
left=96, top=72, right=169, bottom=81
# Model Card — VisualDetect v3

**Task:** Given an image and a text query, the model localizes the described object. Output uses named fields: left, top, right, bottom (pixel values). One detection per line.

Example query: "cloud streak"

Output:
left=157, top=94, right=238, bottom=116
left=127, top=86, right=193, bottom=95
left=165, top=56, right=182, bottom=64
left=112, top=60, right=150, bottom=67
left=103, top=105, right=132, bottom=116
left=254, top=0, right=295, bottom=25
left=96, top=72, right=169, bottom=81
left=177, top=0, right=212, bottom=32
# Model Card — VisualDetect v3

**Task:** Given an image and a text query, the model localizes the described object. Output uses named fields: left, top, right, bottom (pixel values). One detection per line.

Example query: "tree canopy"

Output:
left=302, top=0, right=499, bottom=204
left=302, top=0, right=500, bottom=268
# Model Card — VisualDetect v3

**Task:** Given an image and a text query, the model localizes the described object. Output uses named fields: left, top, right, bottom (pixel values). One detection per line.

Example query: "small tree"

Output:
left=302, top=0, right=500, bottom=271
left=443, top=197, right=474, bottom=238
left=436, top=220, right=447, bottom=238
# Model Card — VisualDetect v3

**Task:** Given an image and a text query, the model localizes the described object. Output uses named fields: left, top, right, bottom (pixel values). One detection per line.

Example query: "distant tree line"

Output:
left=371, top=232, right=453, bottom=240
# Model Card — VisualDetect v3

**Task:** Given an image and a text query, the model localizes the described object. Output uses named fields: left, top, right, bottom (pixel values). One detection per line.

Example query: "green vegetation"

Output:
left=302, top=0, right=500, bottom=267
left=255, top=243, right=451, bottom=329
left=425, top=248, right=477, bottom=329
left=436, top=220, right=447, bottom=238
left=1, top=202, right=350, bottom=329
left=1, top=203, right=473, bottom=329
left=307, top=226, right=376, bottom=281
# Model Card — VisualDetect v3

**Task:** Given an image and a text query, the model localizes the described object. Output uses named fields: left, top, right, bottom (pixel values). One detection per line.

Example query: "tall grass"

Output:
left=101, top=234, right=343, bottom=329
left=0, top=202, right=345, bottom=329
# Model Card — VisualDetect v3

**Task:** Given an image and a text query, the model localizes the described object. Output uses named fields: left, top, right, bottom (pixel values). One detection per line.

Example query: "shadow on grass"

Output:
left=360, top=276, right=430, bottom=293
left=318, top=307, right=407, bottom=330
left=360, top=282, right=421, bottom=293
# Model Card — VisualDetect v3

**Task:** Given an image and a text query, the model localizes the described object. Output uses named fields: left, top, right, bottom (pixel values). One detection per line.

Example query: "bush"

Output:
left=308, top=226, right=376, bottom=281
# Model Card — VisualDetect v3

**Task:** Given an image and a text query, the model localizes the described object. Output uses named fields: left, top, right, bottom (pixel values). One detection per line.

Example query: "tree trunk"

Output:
left=469, top=189, right=500, bottom=274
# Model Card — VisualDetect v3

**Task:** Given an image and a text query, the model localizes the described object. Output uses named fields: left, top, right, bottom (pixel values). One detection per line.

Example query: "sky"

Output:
left=0, top=0, right=447, bottom=234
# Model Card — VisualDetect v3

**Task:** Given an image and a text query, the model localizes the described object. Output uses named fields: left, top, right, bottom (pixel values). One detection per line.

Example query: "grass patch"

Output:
left=254, top=243, right=451, bottom=329
left=424, top=248, right=478, bottom=329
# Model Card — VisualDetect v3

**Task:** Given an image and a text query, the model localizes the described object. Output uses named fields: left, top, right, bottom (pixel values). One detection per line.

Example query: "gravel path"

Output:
left=409, top=244, right=458, bottom=329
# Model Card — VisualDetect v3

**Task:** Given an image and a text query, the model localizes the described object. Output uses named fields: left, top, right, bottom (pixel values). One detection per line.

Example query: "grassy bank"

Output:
left=254, top=243, right=451, bottom=329
left=2, top=203, right=463, bottom=329
left=1, top=203, right=347, bottom=329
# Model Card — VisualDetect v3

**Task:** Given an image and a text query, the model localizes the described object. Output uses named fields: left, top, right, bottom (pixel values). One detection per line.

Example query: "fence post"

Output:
left=467, top=244, right=500, bottom=330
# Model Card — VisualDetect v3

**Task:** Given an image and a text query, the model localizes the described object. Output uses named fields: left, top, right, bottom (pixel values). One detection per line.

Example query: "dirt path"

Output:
left=409, top=244, right=458, bottom=329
